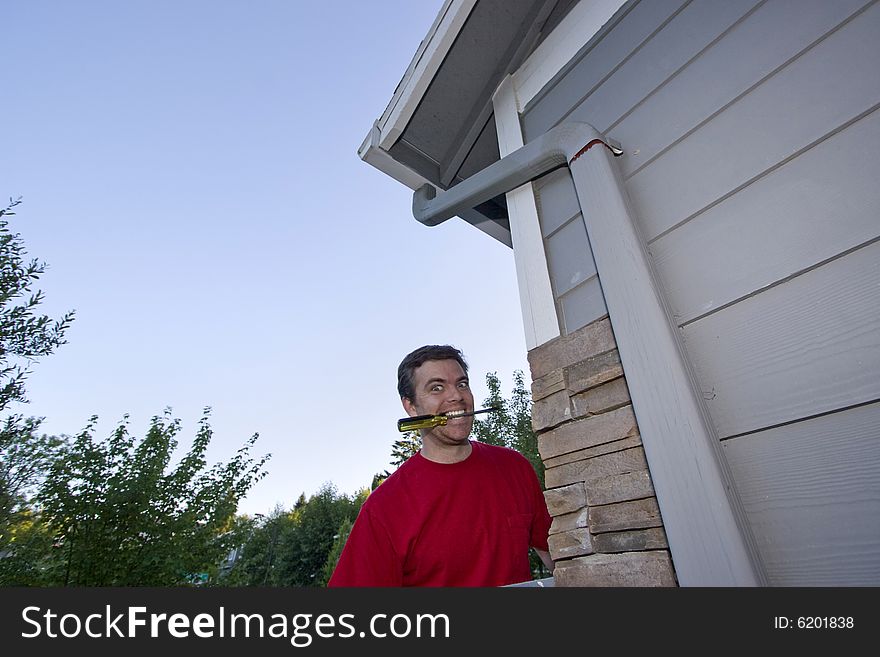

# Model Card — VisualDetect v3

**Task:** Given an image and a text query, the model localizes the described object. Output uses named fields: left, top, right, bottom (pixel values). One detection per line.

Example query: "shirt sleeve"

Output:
left=327, top=502, right=403, bottom=587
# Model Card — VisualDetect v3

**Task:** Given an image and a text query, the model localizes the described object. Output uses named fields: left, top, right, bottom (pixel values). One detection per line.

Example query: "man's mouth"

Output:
left=443, top=409, right=471, bottom=419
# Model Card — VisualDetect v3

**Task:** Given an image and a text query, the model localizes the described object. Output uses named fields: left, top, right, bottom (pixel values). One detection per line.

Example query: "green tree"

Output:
left=218, top=505, right=292, bottom=586
left=389, top=431, right=421, bottom=468
left=273, top=484, right=365, bottom=586
left=372, top=430, right=421, bottom=487
left=21, top=409, right=269, bottom=586
left=471, top=371, right=512, bottom=448
left=0, top=197, right=74, bottom=557
left=0, top=505, right=56, bottom=585
left=0, top=197, right=75, bottom=412
left=473, top=370, right=543, bottom=485
left=319, top=515, right=353, bottom=586
left=0, top=417, right=64, bottom=548
left=507, top=369, right=543, bottom=484
left=223, top=485, right=366, bottom=587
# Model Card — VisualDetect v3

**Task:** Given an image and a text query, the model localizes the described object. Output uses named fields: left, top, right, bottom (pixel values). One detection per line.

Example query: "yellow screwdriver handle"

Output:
left=397, top=414, right=448, bottom=432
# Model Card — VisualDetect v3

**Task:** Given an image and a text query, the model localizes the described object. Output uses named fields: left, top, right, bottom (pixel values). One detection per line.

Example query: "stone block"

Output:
left=538, top=405, right=637, bottom=460
left=531, top=389, right=572, bottom=432
left=585, top=469, right=655, bottom=506
left=549, top=507, right=589, bottom=536
left=579, top=447, right=649, bottom=483
left=545, top=442, right=647, bottom=489
left=531, top=368, right=565, bottom=402
left=544, top=434, right=642, bottom=470
left=571, top=377, right=630, bottom=418
left=593, top=527, right=668, bottom=553
left=548, top=528, right=594, bottom=560
left=528, top=318, right=616, bottom=379
left=553, top=551, right=677, bottom=587
left=543, top=483, right=586, bottom=516
left=588, top=497, right=663, bottom=534
left=546, top=444, right=646, bottom=490
left=565, top=349, right=623, bottom=395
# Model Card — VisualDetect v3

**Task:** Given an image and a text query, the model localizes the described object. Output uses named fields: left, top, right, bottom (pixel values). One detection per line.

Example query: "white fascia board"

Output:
left=357, top=0, right=475, bottom=184
left=514, top=0, right=626, bottom=106
left=359, top=0, right=511, bottom=246
left=376, top=0, right=478, bottom=151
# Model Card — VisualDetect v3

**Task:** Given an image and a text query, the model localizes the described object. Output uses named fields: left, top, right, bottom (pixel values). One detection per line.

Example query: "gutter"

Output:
left=411, top=121, right=767, bottom=587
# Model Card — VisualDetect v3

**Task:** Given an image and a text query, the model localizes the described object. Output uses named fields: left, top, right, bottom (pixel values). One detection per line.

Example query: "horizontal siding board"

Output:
left=563, top=0, right=762, bottom=134
left=723, top=402, right=880, bottom=585
left=614, top=0, right=871, bottom=179
left=522, top=0, right=688, bottom=140
left=628, top=2, right=880, bottom=240
left=533, top=168, right=580, bottom=237
left=545, top=215, right=597, bottom=296
left=683, top=240, right=880, bottom=438
left=560, top=277, right=607, bottom=334
left=651, top=107, right=880, bottom=325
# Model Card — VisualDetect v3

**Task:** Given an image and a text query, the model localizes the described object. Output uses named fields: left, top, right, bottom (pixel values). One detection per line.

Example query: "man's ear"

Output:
left=402, top=396, right=418, bottom=417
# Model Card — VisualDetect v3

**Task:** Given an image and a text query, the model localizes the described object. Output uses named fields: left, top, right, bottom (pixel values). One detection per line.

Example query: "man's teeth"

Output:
left=445, top=410, right=469, bottom=417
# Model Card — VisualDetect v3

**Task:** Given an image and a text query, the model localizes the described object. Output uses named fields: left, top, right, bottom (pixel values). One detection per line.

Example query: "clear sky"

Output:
left=2, top=1, right=531, bottom=516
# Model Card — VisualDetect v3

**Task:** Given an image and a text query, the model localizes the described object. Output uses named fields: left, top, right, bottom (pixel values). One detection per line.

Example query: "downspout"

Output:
left=412, top=121, right=767, bottom=586
left=413, top=123, right=622, bottom=225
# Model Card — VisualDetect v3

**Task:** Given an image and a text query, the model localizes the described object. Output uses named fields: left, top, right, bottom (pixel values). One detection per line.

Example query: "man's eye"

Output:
left=431, top=385, right=443, bottom=392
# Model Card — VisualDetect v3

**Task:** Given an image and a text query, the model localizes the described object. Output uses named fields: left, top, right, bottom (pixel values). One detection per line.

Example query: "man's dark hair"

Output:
left=398, top=345, right=468, bottom=401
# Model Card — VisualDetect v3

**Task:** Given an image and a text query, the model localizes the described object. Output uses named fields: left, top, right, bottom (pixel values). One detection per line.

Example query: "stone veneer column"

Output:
left=529, top=316, right=677, bottom=586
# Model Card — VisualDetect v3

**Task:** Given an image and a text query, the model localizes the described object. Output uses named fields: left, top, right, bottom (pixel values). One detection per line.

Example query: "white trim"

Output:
left=358, top=123, right=430, bottom=191
left=377, top=0, right=478, bottom=151
left=514, top=0, right=627, bottom=107
left=492, top=75, right=560, bottom=350
left=358, top=0, right=510, bottom=245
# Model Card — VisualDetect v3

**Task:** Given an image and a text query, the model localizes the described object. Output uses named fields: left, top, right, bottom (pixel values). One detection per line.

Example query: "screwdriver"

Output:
left=397, top=407, right=500, bottom=432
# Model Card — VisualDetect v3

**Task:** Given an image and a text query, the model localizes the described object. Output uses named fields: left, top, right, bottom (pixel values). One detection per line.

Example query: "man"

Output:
left=328, top=345, right=553, bottom=587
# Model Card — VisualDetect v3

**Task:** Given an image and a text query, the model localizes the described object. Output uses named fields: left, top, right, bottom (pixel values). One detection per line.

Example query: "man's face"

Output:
left=402, top=359, right=475, bottom=445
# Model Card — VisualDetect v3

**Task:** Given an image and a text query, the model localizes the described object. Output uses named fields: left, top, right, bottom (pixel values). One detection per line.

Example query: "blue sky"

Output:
left=2, top=1, right=531, bottom=515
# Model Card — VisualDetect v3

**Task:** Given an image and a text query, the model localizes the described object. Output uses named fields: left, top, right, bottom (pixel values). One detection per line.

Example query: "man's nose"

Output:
left=446, top=386, right=464, bottom=402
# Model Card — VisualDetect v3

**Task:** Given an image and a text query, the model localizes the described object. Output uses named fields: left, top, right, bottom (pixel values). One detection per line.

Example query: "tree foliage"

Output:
left=0, top=410, right=269, bottom=586
left=389, top=431, right=421, bottom=469
left=472, top=370, right=544, bottom=485
left=0, top=197, right=74, bottom=559
left=0, top=198, right=74, bottom=411
left=219, top=505, right=289, bottom=586
left=0, top=198, right=273, bottom=586
left=0, top=416, right=64, bottom=546
left=320, top=515, right=353, bottom=586
left=221, top=484, right=366, bottom=587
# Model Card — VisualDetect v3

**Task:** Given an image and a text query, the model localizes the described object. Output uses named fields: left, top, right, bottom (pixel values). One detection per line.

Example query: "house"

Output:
left=359, top=0, right=880, bottom=586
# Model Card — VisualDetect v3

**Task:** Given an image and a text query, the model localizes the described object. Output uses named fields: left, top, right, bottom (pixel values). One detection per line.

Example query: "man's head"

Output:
left=398, top=345, right=474, bottom=445
left=397, top=345, right=468, bottom=402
